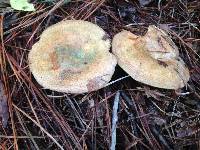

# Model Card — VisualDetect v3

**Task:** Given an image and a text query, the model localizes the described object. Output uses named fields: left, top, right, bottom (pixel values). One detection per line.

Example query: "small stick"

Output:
left=110, top=91, right=120, bottom=150
left=150, top=125, right=173, bottom=150
left=121, top=92, right=140, bottom=137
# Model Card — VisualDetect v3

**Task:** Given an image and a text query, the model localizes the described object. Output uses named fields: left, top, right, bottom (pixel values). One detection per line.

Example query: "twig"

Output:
left=13, top=104, right=64, bottom=150
left=1, top=14, right=19, bottom=150
left=65, top=95, right=86, bottom=129
left=15, top=110, right=40, bottom=150
left=105, top=75, right=130, bottom=87
left=150, top=125, right=173, bottom=150
left=121, top=92, right=140, bottom=138
left=110, top=91, right=120, bottom=150
left=0, top=135, right=59, bottom=139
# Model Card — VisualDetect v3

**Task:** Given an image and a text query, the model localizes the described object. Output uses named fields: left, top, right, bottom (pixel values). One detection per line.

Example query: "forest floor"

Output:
left=0, top=0, right=200, bottom=149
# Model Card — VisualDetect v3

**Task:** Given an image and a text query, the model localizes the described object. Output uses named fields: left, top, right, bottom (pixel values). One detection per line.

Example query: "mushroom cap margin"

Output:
left=28, top=20, right=117, bottom=93
left=112, top=27, right=190, bottom=89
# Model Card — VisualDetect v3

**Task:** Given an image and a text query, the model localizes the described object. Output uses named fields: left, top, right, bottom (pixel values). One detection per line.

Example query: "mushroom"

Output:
left=112, top=25, right=190, bottom=89
left=28, top=20, right=117, bottom=93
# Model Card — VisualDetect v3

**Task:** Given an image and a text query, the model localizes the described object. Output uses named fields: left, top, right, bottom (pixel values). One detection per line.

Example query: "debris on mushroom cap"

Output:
left=112, top=25, right=190, bottom=89
left=28, top=20, right=117, bottom=93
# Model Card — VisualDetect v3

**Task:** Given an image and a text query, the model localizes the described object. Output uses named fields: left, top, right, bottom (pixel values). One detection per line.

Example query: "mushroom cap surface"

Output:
left=112, top=25, right=190, bottom=89
left=28, top=20, right=117, bottom=93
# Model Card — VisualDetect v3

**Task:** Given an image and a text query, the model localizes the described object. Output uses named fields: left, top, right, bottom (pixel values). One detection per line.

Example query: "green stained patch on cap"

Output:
left=54, top=46, right=96, bottom=69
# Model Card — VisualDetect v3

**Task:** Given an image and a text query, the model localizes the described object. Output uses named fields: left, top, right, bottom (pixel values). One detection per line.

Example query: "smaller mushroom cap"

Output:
left=28, top=20, right=117, bottom=93
left=112, top=25, right=190, bottom=89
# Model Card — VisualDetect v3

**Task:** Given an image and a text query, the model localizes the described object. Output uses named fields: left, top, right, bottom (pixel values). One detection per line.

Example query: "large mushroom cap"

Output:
left=28, top=20, right=117, bottom=93
left=112, top=25, right=190, bottom=89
